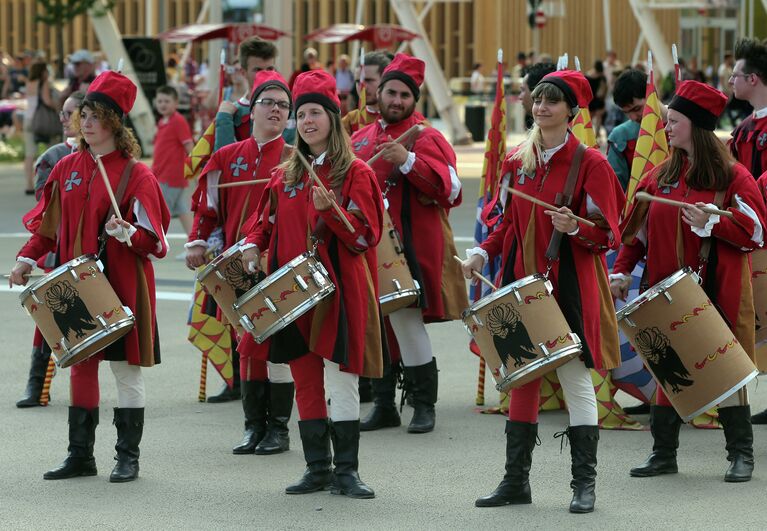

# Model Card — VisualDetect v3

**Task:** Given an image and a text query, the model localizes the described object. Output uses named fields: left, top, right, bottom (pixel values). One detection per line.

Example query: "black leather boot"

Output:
left=567, top=425, right=599, bottom=513
left=719, top=405, right=754, bottom=482
left=17, top=341, right=52, bottom=408
left=630, top=405, right=682, bottom=477
left=330, top=420, right=375, bottom=499
left=44, top=407, right=99, bottom=480
left=109, top=408, right=144, bottom=483
left=255, top=382, right=293, bottom=455
left=232, top=380, right=268, bottom=454
left=285, top=419, right=333, bottom=494
left=358, top=377, right=373, bottom=403
left=475, top=420, right=537, bottom=507
left=208, top=351, right=241, bottom=403
left=360, top=362, right=401, bottom=431
left=404, top=358, right=437, bottom=434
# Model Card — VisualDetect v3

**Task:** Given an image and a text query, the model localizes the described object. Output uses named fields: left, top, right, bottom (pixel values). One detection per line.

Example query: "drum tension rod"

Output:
left=294, top=275, right=309, bottom=292
left=392, top=279, right=402, bottom=292
left=69, top=266, right=80, bottom=282
left=663, top=291, right=673, bottom=303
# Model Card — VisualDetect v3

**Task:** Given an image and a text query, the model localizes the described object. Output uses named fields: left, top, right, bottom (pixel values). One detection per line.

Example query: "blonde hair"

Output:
left=281, top=109, right=354, bottom=189
left=73, top=101, right=141, bottom=158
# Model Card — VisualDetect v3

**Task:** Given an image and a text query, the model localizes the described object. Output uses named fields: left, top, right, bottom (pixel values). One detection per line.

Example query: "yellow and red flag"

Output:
left=570, top=56, right=598, bottom=148
left=356, top=48, right=370, bottom=131
left=184, top=122, right=216, bottom=180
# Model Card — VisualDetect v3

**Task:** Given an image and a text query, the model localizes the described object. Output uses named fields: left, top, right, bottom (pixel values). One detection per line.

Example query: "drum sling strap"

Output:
left=544, top=143, right=587, bottom=263
left=97, top=158, right=137, bottom=257
left=697, top=189, right=727, bottom=317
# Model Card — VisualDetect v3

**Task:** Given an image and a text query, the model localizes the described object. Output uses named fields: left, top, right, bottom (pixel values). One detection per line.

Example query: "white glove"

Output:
left=106, top=221, right=137, bottom=243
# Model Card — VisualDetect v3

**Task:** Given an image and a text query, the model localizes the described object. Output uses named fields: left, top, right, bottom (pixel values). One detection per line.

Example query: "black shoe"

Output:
left=17, top=339, right=52, bottom=408
left=358, top=377, right=373, bottom=404
left=330, top=420, right=375, bottom=499
left=285, top=419, right=333, bottom=495
left=207, top=381, right=241, bottom=403
left=630, top=406, right=681, bottom=477
left=360, top=362, right=401, bottom=431
left=565, top=425, right=599, bottom=514
left=750, top=408, right=767, bottom=425
left=404, top=358, right=438, bottom=433
left=44, top=407, right=99, bottom=480
left=622, top=403, right=651, bottom=415
left=232, top=380, right=268, bottom=454
left=109, top=408, right=144, bottom=483
left=719, top=405, right=754, bottom=482
left=475, top=421, right=536, bottom=507
left=255, top=382, right=293, bottom=455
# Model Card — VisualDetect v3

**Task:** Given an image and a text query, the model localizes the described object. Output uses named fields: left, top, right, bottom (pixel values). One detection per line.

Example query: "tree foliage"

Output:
left=35, top=0, right=114, bottom=25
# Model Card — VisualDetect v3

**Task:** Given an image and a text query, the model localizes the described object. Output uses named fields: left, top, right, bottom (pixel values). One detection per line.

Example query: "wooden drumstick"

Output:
left=295, top=151, right=356, bottom=233
left=634, top=191, right=734, bottom=218
left=95, top=155, right=133, bottom=247
left=366, top=124, right=422, bottom=166
left=4, top=273, right=37, bottom=279
left=212, top=179, right=271, bottom=189
left=504, top=186, right=597, bottom=227
left=453, top=255, right=497, bottom=292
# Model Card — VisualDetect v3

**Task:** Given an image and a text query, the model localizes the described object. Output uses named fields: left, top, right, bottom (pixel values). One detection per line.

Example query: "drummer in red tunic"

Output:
left=239, top=70, right=384, bottom=498
left=612, top=80, right=766, bottom=483
left=9, top=71, right=170, bottom=482
left=185, top=70, right=295, bottom=457
left=461, top=70, right=625, bottom=513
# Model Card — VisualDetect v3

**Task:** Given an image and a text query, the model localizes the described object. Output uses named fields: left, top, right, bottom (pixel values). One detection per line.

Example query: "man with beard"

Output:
left=342, top=51, right=392, bottom=136
left=350, top=53, right=468, bottom=434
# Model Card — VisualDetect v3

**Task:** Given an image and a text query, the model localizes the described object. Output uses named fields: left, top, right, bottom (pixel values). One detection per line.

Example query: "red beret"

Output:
left=669, top=80, right=727, bottom=131
left=84, top=71, right=137, bottom=116
left=380, top=53, right=425, bottom=101
left=249, top=70, right=291, bottom=108
left=293, top=70, right=340, bottom=113
left=539, top=70, right=593, bottom=109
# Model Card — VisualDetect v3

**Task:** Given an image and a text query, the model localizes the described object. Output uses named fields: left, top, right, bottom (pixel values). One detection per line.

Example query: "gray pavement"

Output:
left=1, top=156, right=766, bottom=530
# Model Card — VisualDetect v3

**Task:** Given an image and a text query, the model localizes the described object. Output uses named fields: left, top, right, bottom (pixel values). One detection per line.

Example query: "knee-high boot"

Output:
left=255, top=382, right=293, bottom=455
left=475, top=420, right=537, bottom=507
left=566, top=425, right=599, bottom=514
left=17, top=340, right=51, bottom=408
left=404, top=358, right=437, bottom=433
left=630, top=405, right=681, bottom=477
left=43, top=407, right=99, bottom=480
left=330, top=420, right=375, bottom=499
left=360, top=362, right=401, bottom=431
left=110, top=407, right=144, bottom=483
left=719, top=405, right=754, bottom=482
left=232, top=380, right=268, bottom=454
left=285, top=419, right=333, bottom=494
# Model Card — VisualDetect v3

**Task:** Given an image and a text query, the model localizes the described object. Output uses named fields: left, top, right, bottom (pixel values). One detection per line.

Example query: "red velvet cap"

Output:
left=380, top=53, right=425, bottom=101
left=539, top=70, right=593, bottom=109
left=249, top=70, right=291, bottom=108
left=84, top=71, right=137, bottom=117
left=669, top=80, right=727, bottom=131
left=293, top=70, right=340, bottom=113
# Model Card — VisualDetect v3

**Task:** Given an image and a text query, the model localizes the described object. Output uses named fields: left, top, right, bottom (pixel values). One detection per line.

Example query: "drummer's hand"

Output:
left=461, top=255, right=485, bottom=280
left=312, top=186, right=335, bottom=212
left=9, top=261, right=32, bottom=287
left=681, top=202, right=710, bottom=229
left=105, top=215, right=136, bottom=243
left=185, top=245, right=207, bottom=270
left=217, top=101, right=237, bottom=115
left=240, top=246, right=260, bottom=274
left=609, top=277, right=631, bottom=301
left=376, top=136, right=409, bottom=166
left=544, top=207, right=578, bottom=233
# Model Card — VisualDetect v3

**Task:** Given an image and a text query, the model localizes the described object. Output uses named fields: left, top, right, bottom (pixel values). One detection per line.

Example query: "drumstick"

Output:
left=295, top=151, right=356, bottom=233
left=95, top=155, right=133, bottom=247
left=4, top=273, right=37, bottom=279
left=212, top=179, right=271, bottom=189
left=453, top=255, right=496, bottom=291
left=366, top=124, right=421, bottom=167
left=504, top=186, right=597, bottom=227
left=635, top=191, right=734, bottom=218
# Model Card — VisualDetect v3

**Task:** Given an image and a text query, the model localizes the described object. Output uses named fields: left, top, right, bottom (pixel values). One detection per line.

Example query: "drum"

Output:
left=19, top=255, right=135, bottom=368
left=462, top=273, right=582, bottom=392
left=197, top=239, right=266, bottom=330
left=751, top=249, right=767, bottom=347
left=233, top=252, right=335, bottom=343
left=617, top=267, right=758, bottom=422
left=377, top=210, right=420, bottom=315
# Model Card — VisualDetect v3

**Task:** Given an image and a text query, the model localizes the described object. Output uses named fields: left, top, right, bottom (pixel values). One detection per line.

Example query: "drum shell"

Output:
left=19, top=255, right=135, bottom=368
left=462, top=274, right=581, bottom=392
left=617, top=268, right=757, bottom=422
left=377, top=210, right=420, bottom=315
left=751, top=249, right=767, bottom=352
left=234, top=253, right=335, bottom=343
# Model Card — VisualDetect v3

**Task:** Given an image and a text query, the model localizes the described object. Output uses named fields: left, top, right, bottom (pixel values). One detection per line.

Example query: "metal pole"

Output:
left=350, top=0, right=366, bottom=71
left=602, top=0, right=613, bottom=52
left=208, top=0, right=223, bottom=93
left=145, top=0, right=154, bottom=36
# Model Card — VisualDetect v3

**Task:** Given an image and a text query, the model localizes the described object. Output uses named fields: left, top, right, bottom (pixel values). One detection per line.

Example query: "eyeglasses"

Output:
left=254, top=98, right=291, bottom=111
left=729, top=72, right=752, bottom=80
left=59, top=111, right=72, bottom=120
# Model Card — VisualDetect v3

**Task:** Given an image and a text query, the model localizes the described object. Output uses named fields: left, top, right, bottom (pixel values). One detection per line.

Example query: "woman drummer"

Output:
left=8, top=71, right=169, bottom=483
left=238, top=69, right=384, bottom=499
left=611, top=80, right=766, bottom=483
left=461, top=70, right=625, bottom=513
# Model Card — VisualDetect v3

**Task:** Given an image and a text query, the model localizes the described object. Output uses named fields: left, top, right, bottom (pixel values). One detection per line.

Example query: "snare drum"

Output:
left=377, top=210, right=420, bottom=315
left=750, top=249, right=767, bottom=347
left=233, top=253, right=335, bottom=343
left=617, top=268, right=758, bottom=422
left=20, top=255, right=135, bottom=368
left=462, top=273, right=582, bottom=393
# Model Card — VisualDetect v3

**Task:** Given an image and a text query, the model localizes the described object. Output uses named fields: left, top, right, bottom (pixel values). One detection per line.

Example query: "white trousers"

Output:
left=109, top=361, right=146, bottom=408
left=324, top=359, right=360, bottom=422
left=267, top=361, right=293, bottom=383
left=388, top=307, right=433, bottom=367
left=556, top=357, right=598, bottom=426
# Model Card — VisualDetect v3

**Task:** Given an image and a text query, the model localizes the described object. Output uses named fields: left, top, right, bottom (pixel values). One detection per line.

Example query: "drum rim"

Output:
left=616, top=267, right=694, bottom=321
left=55, top=315, right=136, bottom=368
left=234, top=252, right=326, bottom=307
left=19, top=254, right=100, bottom=303
left=197, top=238, right=246, bottom=281
left=678, top=369, right=758, bottom=422
left=462, top=273, right=549, bottom=316
left=495, top=342, right=582, bottom=393
left=248, top=283, right=336, bottom=343
left=379, top=287, right=421, bottom=304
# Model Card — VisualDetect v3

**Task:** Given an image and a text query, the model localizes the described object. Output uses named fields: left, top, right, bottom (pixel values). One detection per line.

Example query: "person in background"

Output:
left=470, top=63, right=485, bottom=95
left=335, top=54, right=355, bottom=114
left=23, top=61, right=57, bottom=195
left=341, top=51, right=392, bottom=137
left=60, top=49, right=96, bottom=105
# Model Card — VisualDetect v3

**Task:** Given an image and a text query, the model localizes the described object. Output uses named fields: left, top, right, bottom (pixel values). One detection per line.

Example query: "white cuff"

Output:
left=399, top=151, right=416, bottom=174
left=465, top=246, right=489, bottom=266
left=184, top=239, right=208, bottom=249
left=239, top=243, right=258, bottom=252
left=567, top=225, right=580, bottom=236
left=608, top=272, right=631, bottom=283
left=16, top=256, right=37, bottom=268
left=690, top=206, right=721, bottom=238
left=106, top=222, right=137, bottom=243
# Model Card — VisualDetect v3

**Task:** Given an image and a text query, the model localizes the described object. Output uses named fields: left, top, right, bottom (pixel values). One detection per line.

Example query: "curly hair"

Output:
left=73, top=100, right=141, bottom=158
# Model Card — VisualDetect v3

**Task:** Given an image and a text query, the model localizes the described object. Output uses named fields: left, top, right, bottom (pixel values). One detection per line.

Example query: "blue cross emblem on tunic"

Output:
left=352, top=137, right=369, bottom=152
left=660, top=181, right=680, bottom=195
left=230, top=156, right=248, bottom=177
left=284, top=181, right=305, bottom=198
left=65, top=171, right=81, bottom=191
left=516, top=167, right=534, bottom=185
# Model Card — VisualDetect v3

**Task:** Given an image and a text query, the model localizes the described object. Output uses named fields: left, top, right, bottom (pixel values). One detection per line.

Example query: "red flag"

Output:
left=479, top=49, right=507, bottom=227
